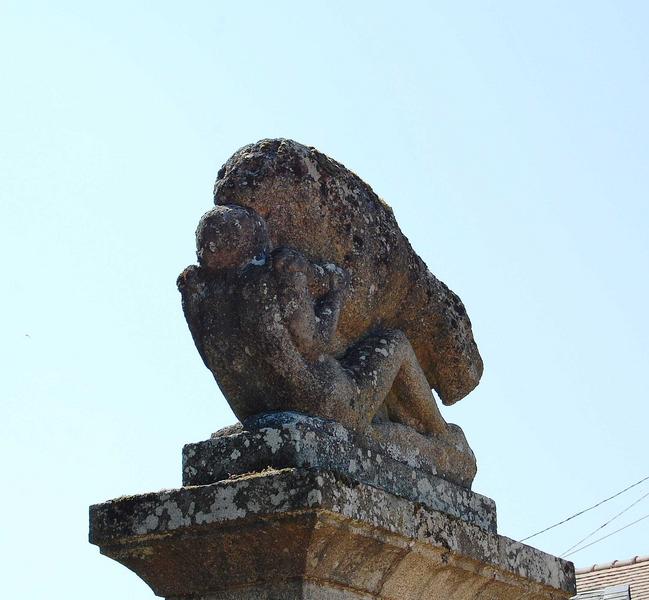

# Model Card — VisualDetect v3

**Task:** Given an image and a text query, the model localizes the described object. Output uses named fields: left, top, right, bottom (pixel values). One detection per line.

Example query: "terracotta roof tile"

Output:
left=574, top=556, right=649, bottom=599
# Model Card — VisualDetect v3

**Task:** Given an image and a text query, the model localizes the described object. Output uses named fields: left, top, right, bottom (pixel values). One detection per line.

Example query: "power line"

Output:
left=560, top=489, right=649, bottom=556
left=563, top=512, right=649, bottom=558
left=519, top=475, right=649, bottom=543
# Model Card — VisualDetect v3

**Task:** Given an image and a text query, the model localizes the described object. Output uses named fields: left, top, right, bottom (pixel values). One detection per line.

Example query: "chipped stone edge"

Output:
left=183, top=411, right=497, bottom=532
left=89, top=467, right=574, bottom=595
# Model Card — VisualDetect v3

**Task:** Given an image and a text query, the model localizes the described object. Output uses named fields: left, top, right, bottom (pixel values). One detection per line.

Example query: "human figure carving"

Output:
left=211, top=139, right=483, bottom=408
left=178, top=205, right=450, bottom=438
left=178, top=139, right=483, bottom=486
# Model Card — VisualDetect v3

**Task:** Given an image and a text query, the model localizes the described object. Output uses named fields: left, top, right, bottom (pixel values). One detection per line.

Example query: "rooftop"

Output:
left=574, top=556, right=649, bottom=600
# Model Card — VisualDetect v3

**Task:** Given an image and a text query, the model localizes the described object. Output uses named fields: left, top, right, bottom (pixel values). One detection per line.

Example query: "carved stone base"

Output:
left=89, top=414, right=575, bottom=599
left=184, top=412, right=488, bottom=525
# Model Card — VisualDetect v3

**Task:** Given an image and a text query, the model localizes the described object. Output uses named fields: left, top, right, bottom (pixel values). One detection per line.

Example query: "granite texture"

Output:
left=89, top=141, right=575, bottom=598
left=178, top=139, right=483, bottom=488
left=210, top=139, right=483, bottom=405
left=183, top=412, right=489, bottom=527
left=90, top=467, right=575, bottom=599
left=169, top=581, right=373, bottom=600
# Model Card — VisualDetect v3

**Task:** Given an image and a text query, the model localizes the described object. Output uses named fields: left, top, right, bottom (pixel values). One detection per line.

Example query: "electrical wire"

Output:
left=563, top=512, right=649, bottom=558
left=519, top=475, right=649, bottom=543
left=560, top=489, right=649, bottom=556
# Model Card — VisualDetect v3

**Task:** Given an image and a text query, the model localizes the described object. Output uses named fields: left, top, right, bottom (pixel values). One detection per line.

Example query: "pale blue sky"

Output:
left=1, top=2, right=648, bottom=598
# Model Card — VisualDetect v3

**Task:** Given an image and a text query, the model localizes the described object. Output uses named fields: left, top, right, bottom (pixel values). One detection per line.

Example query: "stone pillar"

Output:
left=89, top=412, right=575, bottom=599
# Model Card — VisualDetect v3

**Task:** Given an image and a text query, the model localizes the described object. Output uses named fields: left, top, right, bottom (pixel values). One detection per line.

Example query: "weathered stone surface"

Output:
left=183, top=412, right=489, bottom=523
left=178, top=139, right=483, bottom=488
left=211, top=139, right=483, bottom=405
left=168, top=581, right=372, bottom=600
left=90, top=468, right=575, bottom=599
left=90, top=141, right=576, bottom=599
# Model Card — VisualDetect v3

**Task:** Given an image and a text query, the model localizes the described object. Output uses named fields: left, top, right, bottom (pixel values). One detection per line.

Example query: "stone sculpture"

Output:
left=178, top=139, right=483, bottom=487
left=90, top=139, right=576, bottom=600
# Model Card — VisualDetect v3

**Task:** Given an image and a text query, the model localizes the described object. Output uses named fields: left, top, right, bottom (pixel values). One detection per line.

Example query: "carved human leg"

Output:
left=341, top=329, right=447, bottom=435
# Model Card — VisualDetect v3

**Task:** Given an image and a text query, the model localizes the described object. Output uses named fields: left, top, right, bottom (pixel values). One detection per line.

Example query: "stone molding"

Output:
left=90, top=467, right=574, bottom=599
left=183, top=412, right=495, bottom=532
left=90, top=413, right=575, bottom=599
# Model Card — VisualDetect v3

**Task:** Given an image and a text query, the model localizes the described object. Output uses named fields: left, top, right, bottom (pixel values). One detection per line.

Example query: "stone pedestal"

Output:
left=89, top=412, right=575, bottom=599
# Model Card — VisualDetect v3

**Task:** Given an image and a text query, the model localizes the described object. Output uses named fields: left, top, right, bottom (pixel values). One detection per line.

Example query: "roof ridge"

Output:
left=576, top=555, right=649, bottom=574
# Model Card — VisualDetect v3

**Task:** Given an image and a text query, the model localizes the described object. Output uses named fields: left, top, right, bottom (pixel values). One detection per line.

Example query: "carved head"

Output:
left=196, top=205, right=271, bottom=271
